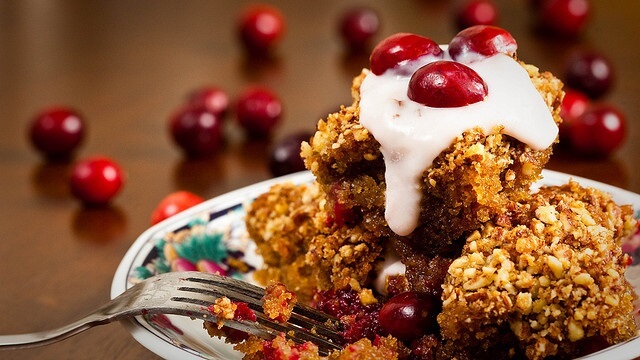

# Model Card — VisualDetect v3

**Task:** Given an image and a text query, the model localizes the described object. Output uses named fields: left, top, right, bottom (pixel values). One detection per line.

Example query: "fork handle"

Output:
left=0, top=313, right=110, bottom=349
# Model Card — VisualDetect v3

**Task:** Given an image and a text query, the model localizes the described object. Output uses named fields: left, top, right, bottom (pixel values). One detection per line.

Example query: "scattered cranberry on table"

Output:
left=369, top=33, right=443, bottom=76
left=169, top=105, right=224, bottom=158
left=378, top=291, right=440, bottom=342
left=338, top=6, right=381, bottom=52
left=268, top=131, right=314, bottom=177
left=70, top=156, right=124, bottom=205
left=408, top=61, right=488, bottom=108
left=150, top=190, right=204, bottom=225
left=455, top=0, right=499, bottom=30
left=566, top=104, right=627, bottom=157
left=448, top=25, right=517, bottom=62
left=235, top=86, right=283, bottom=138
left=535, top=0, right=590, bottom=38
left=29, top=106, right=86, bottom=161
left=564, top=49, right=615, bottom=99
left=558, top=89, right=590, bottom=142
left=237, top=4, right=285, bottom=55
left=187, top=86, right=229, bottom=118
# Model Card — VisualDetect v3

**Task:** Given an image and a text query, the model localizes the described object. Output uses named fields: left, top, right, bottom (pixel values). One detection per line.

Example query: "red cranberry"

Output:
left=237, top=4, right=285, bottom=55
left=169, top=105, right=224, bottom=158
left=29, top=106, right=85, bottom=161
left=456, top=0, right=499, bottom=30
left=564, top=50, right=614, bottom=99
left=567, top=104, right=626, bottom=156
left=378, top=292, right=440, bottom=342
left=235, top=86, right=283, bottom=138
left=339, top=7, right=381, bottom=51
left=70, top=156, right=124, bottom=205
left=150, top=190, right=204, bottom=225
left=448, top=25, right=517, bottom=62
left=325, top=182, right=357, bottom=227
left=408, top=61, right=488, bottom=108
left=536, top=0, right=590, bottom=38
left=370, top=33, right=443, bottom=76
left=187, top=86, right=229, bottom=118
left=559, top=90, right=590, bottom=141
left=268, top=131, right=313, bottom=177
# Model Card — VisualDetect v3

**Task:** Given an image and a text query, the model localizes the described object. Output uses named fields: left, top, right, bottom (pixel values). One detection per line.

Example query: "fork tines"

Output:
left=170, top=272, right=343, bottom=355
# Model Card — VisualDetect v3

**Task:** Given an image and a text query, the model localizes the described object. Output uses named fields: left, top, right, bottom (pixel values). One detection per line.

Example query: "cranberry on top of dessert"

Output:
left=369, top=33, right=443, bottom=76
left=408, top=60, right=488, bottom=108
left=449, top=25, right=517, bottom=63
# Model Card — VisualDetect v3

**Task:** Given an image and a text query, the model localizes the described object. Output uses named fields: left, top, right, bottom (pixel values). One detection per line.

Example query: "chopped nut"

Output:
left=546, top=255, right=564, bottom=279
left=536, top=205, right=559, bottom=224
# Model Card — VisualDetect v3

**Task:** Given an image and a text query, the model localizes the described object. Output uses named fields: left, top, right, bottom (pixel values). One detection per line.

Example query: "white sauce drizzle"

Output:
left=359, top=51, right=558, bottom=236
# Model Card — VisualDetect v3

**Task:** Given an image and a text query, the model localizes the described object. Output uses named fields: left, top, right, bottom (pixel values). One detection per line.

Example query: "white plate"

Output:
left=111, top=170, right=640, bottom=360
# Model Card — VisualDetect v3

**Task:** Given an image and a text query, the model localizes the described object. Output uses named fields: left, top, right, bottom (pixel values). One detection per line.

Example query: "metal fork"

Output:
left=0, top=271, right=343, bottom=355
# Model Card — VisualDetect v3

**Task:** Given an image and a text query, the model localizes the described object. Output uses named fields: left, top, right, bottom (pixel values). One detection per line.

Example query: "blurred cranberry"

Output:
left=339, top=6, right=381, bottom=52
left=187, top=86, right=229, bottom=118
left=237, top=4, right=285, bottom=55
left=169, top=105, right=224, bottom=158
left=564, top=50, right=614, bottom=99
left=235, top=86, right=283, bottom=138
left=29, top=106, right=85, bottom=161
left=379, top=292, right=440, bottom=342
left=567, top=104, right=626, bottom=157
left=70, top=156, right=124, bottom=205
left=456, top=0, right=499, bottom=30
left=536, top=0, right=590, bottom=38
left=150, top=190, right=204, bottom=225
left=268, top=131, right=313, bottom=177
left=559, top=89, right=590, bottom=142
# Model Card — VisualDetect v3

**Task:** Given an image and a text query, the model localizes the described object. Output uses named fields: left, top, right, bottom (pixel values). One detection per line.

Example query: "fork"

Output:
left=0, top=271, right=343, bottom=355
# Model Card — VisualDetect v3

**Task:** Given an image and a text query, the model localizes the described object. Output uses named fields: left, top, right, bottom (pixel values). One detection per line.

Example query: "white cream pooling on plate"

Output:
left=359, top=52, right=558, bottom=236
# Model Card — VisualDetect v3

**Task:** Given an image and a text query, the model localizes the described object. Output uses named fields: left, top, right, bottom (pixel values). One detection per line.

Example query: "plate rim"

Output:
left=111, top=169, right=640, bottom=360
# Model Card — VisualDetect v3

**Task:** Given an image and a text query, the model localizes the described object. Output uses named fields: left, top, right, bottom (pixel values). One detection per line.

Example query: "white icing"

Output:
left=359, top=51, right=558, bottom=236
left=374, top=248, right=406, bottom=295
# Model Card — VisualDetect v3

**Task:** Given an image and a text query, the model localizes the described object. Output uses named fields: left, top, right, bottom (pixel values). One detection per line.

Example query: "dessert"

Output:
left=220, top=26, right=638, bottom=359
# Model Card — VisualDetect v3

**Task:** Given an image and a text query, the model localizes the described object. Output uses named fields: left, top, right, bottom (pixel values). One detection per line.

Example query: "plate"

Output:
left=111, top=170, right=640, bottom=360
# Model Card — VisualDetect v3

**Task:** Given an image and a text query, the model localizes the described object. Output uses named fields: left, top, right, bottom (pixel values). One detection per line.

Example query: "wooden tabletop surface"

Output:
left=0, top=1, right=638, bottom=359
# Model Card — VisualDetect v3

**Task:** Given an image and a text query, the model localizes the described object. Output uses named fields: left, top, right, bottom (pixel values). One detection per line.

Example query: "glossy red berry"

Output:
left=187, top=86, right=229, bottom=118
left=269, top=131, right=313, bottom=177
left=379, top=292, right=440, bottom=342
left=70, top=156, right=124, bottom=205
left=150, top=190, right=204, bottom=225
left=237, top=4, right=285, bottom=55
left=370, top=33, right=443, bottom=76
left=408, top=61, right=488, bottom=108
left=559, top=90, right=590, bottom=141
left=339, top=6, right=381, bottom=51
left=169, top=105, right=224, bottom=158
left=235, top=86, right=283, bottom=137
left=564, top=50, right=614, bottom=99
left=456, top=0, right=499, bottom=30
left=29, top=106, right=85, bottom=161
left=567, top=104, right=626, bottom=156
left=448, top=25, right=517, bottom=62
left=536, top=0, right=590, bottom=38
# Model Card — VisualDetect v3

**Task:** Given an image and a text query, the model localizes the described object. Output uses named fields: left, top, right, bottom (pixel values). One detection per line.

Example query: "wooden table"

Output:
left=0, top=1, right=638, bottom=359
